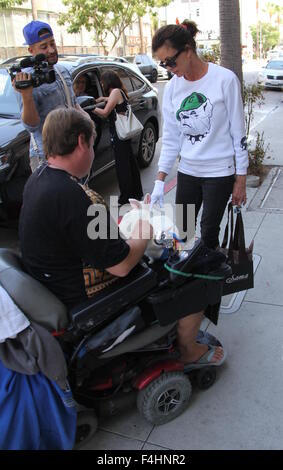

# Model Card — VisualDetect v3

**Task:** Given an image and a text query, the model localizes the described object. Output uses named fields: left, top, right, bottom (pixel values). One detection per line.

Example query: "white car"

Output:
left=257, top=59, right=283, bottom=89
left=266, top=49, right=283, bottom=61
left=157, top=64, right=169, bottom=80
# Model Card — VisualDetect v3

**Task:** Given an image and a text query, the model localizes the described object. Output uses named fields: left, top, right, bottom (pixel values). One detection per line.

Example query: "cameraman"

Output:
left=14, top=20, right=83, bottom=172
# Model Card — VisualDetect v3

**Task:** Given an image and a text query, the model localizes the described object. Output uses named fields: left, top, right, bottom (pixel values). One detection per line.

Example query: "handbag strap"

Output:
left=119, top=89, right=129, bottom=104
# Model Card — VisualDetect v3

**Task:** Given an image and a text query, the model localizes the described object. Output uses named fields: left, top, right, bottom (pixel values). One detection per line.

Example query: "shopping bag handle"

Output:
left=221, top=201, right=234, bottom=250
left=222, top=203, right=249, bottom=263
left=233, top=209, right=249, bottom=263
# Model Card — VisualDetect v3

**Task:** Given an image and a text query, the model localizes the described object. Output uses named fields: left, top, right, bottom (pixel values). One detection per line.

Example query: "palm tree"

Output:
left=265, top=2, right=277, bottom=22
left=219, top=0, right=243, bottom=90
left=265, top=2, right=283, bottom=31
left=274, top=4, right=283, bottom=31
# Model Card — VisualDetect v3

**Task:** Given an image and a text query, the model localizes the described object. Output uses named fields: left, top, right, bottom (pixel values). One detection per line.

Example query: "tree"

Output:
left=59, top=0, right=172, bottom=55
left=0, top=0, right=38, bottom=20
left=0, top=0, right=24, bottom=7
left=219, top=0, right=243, bottom=89
left=250, top=23, right=279, bottom=57
left=264, top=2, right=283, bottom=30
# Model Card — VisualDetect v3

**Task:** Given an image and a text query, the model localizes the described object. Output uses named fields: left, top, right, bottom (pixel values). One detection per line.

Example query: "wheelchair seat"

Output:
left=0, top=249, right=68, bottom=332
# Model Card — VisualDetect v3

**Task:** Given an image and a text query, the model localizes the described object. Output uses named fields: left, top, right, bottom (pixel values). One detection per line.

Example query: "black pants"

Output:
left=111, top=128, right=143, bottom=205
left=175, top=172, right=235, bottom=249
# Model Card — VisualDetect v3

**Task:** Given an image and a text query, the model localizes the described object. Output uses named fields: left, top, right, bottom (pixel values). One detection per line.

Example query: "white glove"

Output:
left=150, top=180, right=165, bottom=209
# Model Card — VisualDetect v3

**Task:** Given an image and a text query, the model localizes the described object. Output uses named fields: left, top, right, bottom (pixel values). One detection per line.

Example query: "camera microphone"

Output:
left=20, top=54, right=46, bottom=68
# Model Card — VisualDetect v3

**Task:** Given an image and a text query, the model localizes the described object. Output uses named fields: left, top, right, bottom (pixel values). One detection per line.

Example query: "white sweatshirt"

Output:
left=158, top=63, right=248, bottom=177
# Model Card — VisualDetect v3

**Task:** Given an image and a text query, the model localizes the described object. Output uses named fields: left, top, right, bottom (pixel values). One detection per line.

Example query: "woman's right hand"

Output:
left=150, top=180, right=165, bottom=209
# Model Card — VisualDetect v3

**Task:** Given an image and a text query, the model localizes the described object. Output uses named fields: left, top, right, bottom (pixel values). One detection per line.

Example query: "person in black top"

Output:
left=19, top=107, right=151, bottom=309
left=93, top=70, right=143, bottom=205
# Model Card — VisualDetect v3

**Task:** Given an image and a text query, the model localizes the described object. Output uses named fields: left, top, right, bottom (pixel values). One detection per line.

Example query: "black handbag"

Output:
left=221, top=203, right=254, bottom=295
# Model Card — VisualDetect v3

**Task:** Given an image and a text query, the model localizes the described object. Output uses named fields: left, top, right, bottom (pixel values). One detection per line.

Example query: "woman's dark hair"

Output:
left=100, top=70, right=129, bottom=98
left=152, top=20, right=200, bottom=54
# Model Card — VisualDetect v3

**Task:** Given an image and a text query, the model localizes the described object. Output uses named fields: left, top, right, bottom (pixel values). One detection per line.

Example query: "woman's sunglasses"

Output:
left=160, top=48, right=186, bottom=69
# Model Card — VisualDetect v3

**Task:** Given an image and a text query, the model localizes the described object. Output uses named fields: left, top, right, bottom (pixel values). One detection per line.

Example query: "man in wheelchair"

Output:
left=19, top=107, right=224, bottom=368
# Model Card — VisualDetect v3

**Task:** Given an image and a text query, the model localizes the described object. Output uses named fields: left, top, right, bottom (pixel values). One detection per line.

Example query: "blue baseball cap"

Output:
left=23, top=20, right=53, bottom=45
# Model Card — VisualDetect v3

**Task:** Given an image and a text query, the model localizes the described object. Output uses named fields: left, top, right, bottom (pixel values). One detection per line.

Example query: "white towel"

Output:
left=0, top=285, right=30, bottom=343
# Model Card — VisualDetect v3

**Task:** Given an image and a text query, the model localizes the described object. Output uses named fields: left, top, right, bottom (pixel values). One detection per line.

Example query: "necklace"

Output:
left=47, top=162, right=66, bottom=171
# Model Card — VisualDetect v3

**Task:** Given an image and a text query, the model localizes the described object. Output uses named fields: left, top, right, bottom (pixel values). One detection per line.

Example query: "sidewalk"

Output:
left=79, top=172, right=283, bottom=450
left=80, top=93, right=283, bottom=449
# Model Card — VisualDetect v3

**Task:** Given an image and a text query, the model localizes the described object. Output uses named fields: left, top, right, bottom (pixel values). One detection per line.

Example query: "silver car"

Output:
left=257, top=59, right=283, bottom=90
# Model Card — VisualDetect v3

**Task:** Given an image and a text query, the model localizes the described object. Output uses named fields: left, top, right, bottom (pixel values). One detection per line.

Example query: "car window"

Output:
left=266, top=61, right=283, bottom=70
left=112, top=67, right=134, bottom=93
left=0, top=69, right=20, bottom=116
left=97, top=66, right=135, bottom=94
left=130, top=74, right=145, bottom=91
left=135, top=55, right=143, bottom=64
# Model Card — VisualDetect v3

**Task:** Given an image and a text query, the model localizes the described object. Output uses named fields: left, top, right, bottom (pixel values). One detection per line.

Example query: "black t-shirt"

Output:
left=19, top=165, right=130, bottom=309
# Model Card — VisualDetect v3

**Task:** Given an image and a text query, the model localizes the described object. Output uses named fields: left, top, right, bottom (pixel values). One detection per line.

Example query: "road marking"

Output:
left=250, top=104, right=279, bottom=132
left=164, top=176, right=177, bottom=194
left=260, top=168, right=281, bottom=209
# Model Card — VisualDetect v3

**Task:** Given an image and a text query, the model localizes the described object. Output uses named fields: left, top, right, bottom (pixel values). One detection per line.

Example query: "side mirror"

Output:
left=77, top=95, right=96, bottom=110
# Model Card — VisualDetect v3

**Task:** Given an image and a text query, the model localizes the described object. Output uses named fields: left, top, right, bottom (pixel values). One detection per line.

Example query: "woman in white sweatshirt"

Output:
left=151, top=20, right=248, bottom=249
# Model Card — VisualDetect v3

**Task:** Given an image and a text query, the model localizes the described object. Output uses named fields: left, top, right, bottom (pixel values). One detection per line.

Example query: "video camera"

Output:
left=9, top=54, right=56, bottom=89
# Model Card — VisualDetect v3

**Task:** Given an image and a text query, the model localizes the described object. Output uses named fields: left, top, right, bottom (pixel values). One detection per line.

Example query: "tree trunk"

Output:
left=31, top=0, right=38, bottom=20
left=138, top=16, right=145, bottom=54
left=219, top=0, right=243, bottom=90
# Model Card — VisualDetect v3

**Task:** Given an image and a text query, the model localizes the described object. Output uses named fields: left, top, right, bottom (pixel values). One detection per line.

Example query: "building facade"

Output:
left=0, top=0, right=153, bottom=60
left=1, top=0, right=282, bottom=61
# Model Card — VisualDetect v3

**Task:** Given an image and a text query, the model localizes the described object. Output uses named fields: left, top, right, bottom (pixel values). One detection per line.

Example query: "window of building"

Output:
left=38, top=12, right=50, bottom=22
left=0, top=11, right=15, bottom=46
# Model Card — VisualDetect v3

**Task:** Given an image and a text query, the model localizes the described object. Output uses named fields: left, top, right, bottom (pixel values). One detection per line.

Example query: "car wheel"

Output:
left=151, top=69, right=158, bottom=83
left=137, top=121, right=157, bottom=168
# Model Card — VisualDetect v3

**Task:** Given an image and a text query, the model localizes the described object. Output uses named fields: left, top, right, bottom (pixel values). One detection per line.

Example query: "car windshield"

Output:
left=266, top=60, right=283, bottom=70
left=0, top=69, right=20, bottom=117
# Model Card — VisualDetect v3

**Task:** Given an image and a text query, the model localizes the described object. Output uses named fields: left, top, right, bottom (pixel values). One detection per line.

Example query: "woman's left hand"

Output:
left=232, top=175, right=247, bottom=206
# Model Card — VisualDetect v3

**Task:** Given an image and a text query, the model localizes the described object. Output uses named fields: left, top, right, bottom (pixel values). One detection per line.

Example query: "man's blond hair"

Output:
left=43, top=107, right=96, bottom=157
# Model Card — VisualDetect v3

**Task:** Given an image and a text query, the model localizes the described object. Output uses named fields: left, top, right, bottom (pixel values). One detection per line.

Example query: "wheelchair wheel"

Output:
left=196, top=367, right=217, bottom=390
left=75, top=410, right=98, bottom=449
left=137, top=371, right=192, bottom=425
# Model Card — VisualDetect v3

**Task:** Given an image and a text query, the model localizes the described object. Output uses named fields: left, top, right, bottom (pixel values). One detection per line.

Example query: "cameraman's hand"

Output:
left=12, top=72, right=33, bottom=95
left=12, top=73, right=40, bottom=127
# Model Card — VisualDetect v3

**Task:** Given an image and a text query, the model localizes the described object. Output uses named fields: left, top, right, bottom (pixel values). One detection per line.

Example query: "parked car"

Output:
left=123, top=54, right=158, bottom=83
left=257, top=59, right=283, bottom=90
left=0, top=56, right=161, bottom=221
left=266, top=49, right=283, bottom=61
left=157, top=63, right=173, bottom=80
